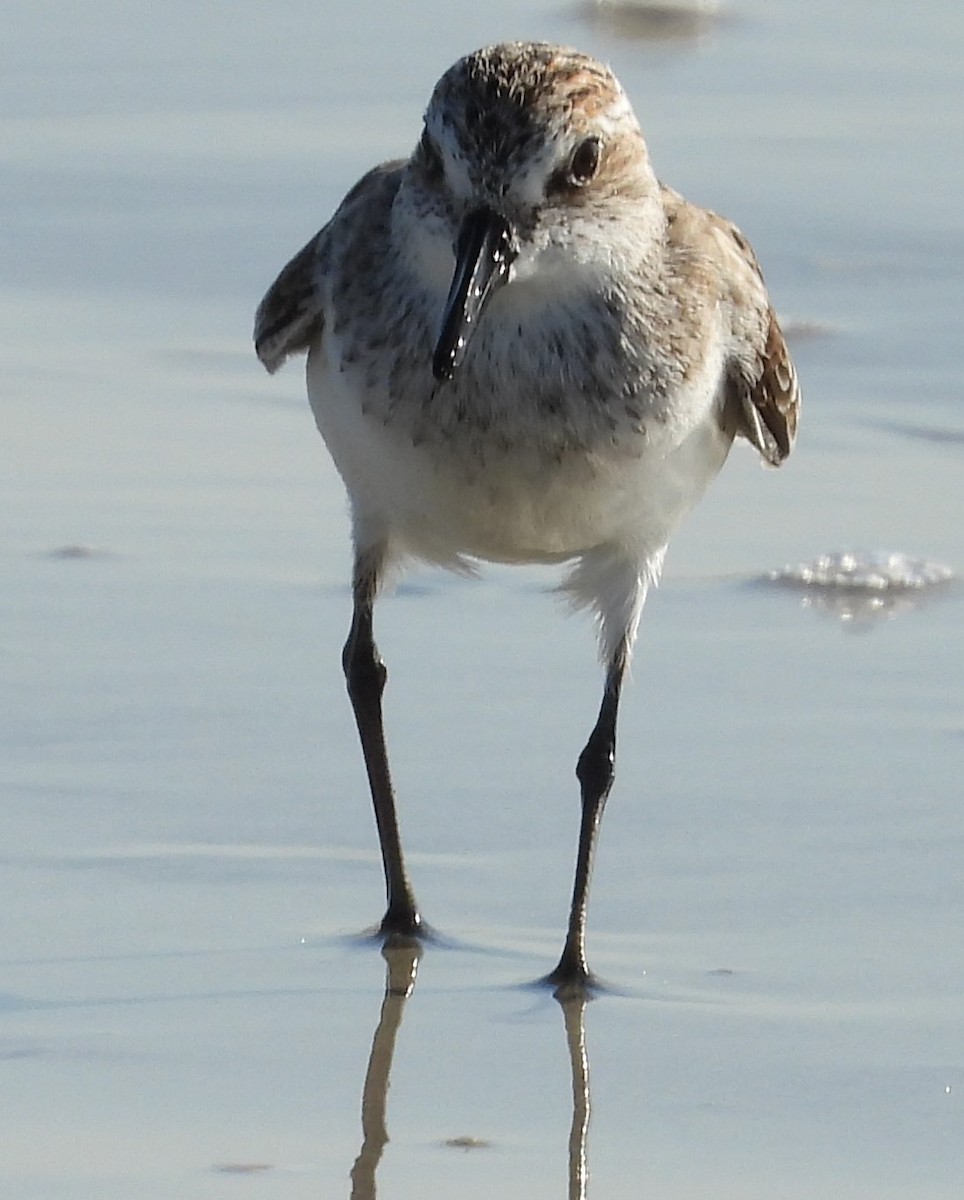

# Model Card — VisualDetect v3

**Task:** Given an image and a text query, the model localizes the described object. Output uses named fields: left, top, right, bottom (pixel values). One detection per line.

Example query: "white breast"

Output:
left=306, top=332, right=733, bottom=572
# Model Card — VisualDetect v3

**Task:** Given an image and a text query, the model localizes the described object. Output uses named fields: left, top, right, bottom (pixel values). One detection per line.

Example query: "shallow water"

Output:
left=3, top=1, right=963, bottom=1196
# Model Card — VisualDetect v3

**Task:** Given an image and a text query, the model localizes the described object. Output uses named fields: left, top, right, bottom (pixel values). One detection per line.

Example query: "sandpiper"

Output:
left=254, top=41, right=799, bottom=991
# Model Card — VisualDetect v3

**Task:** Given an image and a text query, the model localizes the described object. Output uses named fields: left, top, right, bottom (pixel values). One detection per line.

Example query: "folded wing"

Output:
left=732, top=307, right=799, bottom=466
left=254, top=229, right=327, bottom=375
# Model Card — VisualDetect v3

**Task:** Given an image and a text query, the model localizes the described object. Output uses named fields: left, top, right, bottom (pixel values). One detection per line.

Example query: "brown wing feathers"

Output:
left=735, top=310, right=800, bottom=467
left=254, top=232, right=325, bottom=374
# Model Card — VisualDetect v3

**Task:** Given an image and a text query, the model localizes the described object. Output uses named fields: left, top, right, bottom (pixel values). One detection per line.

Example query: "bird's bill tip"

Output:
left=433, top=207, right=516, bottom=382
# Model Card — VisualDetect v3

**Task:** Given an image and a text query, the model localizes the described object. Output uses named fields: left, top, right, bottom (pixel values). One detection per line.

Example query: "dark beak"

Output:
left=432, top=207, right=516, bottom=382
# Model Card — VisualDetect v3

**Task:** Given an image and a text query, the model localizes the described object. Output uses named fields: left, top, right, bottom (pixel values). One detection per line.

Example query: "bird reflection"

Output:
left=349, top=937, right=420, bottom=1200
left=348, top=948, right=594, bottom=1198
left=560, top=993, right=592, bottom=1200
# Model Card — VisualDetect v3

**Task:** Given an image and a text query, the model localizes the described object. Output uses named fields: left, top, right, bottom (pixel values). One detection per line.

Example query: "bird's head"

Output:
left=398, top=42, right=659, bottom=382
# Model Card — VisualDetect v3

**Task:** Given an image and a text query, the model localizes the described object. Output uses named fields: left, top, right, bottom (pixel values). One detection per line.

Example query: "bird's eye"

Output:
left=546, top=136, right=604, bottom=197
left=418, top=129, right=444, bottom=184
left=568, top=137, right=602, bottom=187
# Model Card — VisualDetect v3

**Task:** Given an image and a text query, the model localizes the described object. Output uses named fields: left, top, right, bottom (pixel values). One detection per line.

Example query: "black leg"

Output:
left=546, top=641, right=627, bottom=993
left=342, top=553, right=421, bottom=937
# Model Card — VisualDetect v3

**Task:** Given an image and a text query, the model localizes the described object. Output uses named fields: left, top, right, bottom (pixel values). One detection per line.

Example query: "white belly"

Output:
left=306, top=339, right=733, bottom=570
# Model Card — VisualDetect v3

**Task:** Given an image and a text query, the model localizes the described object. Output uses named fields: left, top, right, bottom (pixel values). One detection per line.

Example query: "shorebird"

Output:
left=254, top=41, right=799, bottom=990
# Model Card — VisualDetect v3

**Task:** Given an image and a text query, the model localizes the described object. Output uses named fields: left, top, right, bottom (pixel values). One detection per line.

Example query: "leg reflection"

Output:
left=349, top=936, right=421, bottom=1200
left=558, top=993, right=592, bottom=1200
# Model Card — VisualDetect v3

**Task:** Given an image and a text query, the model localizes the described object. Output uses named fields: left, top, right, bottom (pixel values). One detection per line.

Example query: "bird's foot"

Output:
left=377, top=902, right=431, bottom=946
left=539, top=946, right=606, bottom=1001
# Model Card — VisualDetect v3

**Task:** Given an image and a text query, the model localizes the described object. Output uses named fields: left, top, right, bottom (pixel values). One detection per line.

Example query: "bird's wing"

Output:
left=662, top=187, right=800, bottom=467
left=254, top=228, right=328, bottom=375
left=713, top=216, right=800, bottom=467
left=729, top=303, right=799, bottom=466
left=253, top=161, right=406, bottom=375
